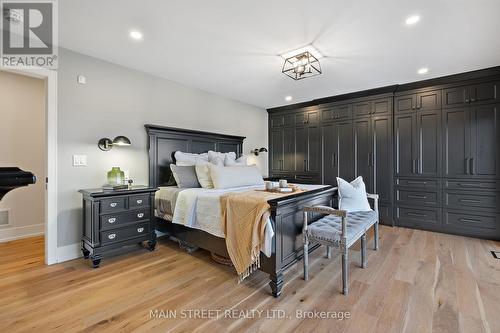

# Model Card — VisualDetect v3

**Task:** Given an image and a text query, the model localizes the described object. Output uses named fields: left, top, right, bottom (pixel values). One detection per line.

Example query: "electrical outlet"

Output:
left=77, top=75, right=86, bottom=84
left=73, top=155, right=87, bottom=166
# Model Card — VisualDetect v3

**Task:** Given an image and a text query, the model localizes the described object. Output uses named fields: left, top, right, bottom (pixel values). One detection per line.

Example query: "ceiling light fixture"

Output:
left=405, top=15, right=420, bottom=25
left=282, top=51, right=322, bottom=81
left=285, top=96, right=293, bottom=102
left=417, top=67, right=429, bottom=75
left=129, top=30, right=143, bottom=40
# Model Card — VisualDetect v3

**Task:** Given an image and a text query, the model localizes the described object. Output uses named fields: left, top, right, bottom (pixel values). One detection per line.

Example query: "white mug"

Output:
left=265, top=181, right=273, bottom=190
left=279, top=179, right=288, bottom=188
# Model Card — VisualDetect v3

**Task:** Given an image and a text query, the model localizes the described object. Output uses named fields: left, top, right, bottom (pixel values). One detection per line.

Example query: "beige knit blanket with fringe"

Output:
left=220, top=189, right=302, bottom=282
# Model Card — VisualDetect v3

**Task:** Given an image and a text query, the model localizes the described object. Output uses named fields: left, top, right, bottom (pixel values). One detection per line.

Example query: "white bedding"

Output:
left=157, top=184, right=328, bottom=258
left=171, top=184, right=275, bottom=257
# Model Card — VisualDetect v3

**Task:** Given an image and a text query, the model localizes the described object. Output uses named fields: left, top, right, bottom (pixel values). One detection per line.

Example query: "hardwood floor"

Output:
left=1, top=227, right=499, bottom=333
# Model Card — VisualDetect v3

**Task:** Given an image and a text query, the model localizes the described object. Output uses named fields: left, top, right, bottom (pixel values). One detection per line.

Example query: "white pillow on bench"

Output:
left=336, top=176, right=371, bottom=212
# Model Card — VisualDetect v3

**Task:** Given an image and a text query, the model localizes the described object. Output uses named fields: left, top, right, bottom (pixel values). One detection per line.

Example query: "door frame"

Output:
left=1, top=67, right=58, bottom=265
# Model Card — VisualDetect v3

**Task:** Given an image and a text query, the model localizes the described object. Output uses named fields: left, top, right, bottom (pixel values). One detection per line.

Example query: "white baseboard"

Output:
left=0, top=223, right=44, bottom=242
left=57, top=242, right=82, bottom=263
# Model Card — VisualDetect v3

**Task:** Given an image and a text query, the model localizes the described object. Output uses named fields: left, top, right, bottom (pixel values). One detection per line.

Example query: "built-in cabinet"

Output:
left=268, top=72, right=500, bottom=239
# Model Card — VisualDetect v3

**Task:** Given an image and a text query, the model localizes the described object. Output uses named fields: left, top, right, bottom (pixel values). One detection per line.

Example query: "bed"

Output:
left=146, top=124, right=336, bottom=297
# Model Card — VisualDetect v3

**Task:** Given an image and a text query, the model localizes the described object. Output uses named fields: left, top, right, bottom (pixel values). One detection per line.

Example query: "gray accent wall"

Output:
left=57, top=49, right=268, bottom=247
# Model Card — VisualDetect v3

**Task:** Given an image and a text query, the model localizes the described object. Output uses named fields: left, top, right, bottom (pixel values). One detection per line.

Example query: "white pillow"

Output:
left=195, top=162, right=214, bottom=188
left=174, top=151, right=209, bottom=166
left=208, top=150, right=235, bottom=166
left=224, top=154, right=248, bottom=166
left=336, top=176, right=371, bottom=212
left=210, top=165, right=264, bottom=189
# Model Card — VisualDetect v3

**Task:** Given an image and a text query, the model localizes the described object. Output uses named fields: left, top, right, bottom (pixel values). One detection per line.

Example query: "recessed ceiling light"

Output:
left=129, top=30, right=143, bottom=40
left=280, top=45, right=323, bottom=60
left=285, top=96, right=293, bottom=102
left=405, top=15, right=420, bottom=25
left=417, top=67, right=429, bottom=75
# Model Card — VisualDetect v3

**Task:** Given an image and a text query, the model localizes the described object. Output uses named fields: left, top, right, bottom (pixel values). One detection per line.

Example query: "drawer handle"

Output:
left=459, top=218, right=481, bottom=223
left=407, top=212, right=426, bottom=217
left=110, top=202, right=117, bottom=208
left=137, top=213, right=145, bottom=218
left=108, top=217, right=116, bottom=223
left=456, top=183, right=475, bottom=187
left=108, top=233, right=116, bottom=239
left=137, top=227, right=144, bottom=233
left=407, top=195, right=427, bottom=199
left=136, top=199, right=143, bottom=204
left=407, top=181, right=427, bottom=185
left=459, top=199, right=481, bottom=203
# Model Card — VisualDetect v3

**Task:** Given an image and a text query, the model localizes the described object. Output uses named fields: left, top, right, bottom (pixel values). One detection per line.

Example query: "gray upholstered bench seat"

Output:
left=307, top=210, right=378, bottom=248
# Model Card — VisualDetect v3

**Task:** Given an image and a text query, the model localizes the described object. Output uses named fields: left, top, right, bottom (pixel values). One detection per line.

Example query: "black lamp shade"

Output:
left=112, top=136, right=131, bottom=146
left=259, top=147, right=268, bottom=153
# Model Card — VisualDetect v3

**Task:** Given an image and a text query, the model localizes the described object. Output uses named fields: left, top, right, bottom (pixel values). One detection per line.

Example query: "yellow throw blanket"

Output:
left=220, top=189, right=302, bottom=282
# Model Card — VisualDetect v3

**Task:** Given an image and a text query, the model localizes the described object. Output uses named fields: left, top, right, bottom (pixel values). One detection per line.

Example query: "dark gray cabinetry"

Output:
left=295, top=125, right=320, bottom=173
left=322, top=120, right=354, bottom=185
left=79, top=187, right=158, bottom=268
left=442, top=81, right=499, bottom=108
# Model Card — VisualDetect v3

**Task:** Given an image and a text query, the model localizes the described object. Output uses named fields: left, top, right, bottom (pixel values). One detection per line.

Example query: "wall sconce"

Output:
left=251, top=147, right=268, bottom=156
left=98, top=136, right=131, bottom=151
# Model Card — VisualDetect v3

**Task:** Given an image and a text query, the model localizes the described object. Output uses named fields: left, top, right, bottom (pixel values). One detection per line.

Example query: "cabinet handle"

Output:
left=457, top=183, right=475, bottom=187
left=407, top=181, right=427, bottom=185
left=108, top=233, right=116, bottom=239
left=137, top=213, right=145, bottom=218
left=412, top=159, right=416, bottom=174
left=470, top=158, right=475, bottom=175
left=331, top=154, right=335, bottom=167
left=303, top=159, right=307, bottom=171
left=465, top=158, right=470, bottom=175
left=470, top=98, right=476, bottom=102
left=110, top=202, right=117, bottom=208
left=465, top=99, right=469, bottom=103
left=417, top=158, right=420, bottom=174
left=459, top=198, right=481, bottom=204
left=459, top=218, right=481, bottom=223
left=136, top=199, right=143, bottom=204
left=408, top=195, right=427, bottom=199
left=407, top=212, right=426, bottom=217
left=108, top=217, right=116, bottom=223
left=137, top=227, right=144, bottom=233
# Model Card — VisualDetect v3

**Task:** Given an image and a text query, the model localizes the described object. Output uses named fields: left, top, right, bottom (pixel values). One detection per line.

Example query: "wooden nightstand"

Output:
left=79, top=186, right=158, bottom=268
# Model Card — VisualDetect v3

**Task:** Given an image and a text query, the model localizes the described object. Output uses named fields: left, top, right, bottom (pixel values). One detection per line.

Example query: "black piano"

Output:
left=0, top=167, right=37, bottom=201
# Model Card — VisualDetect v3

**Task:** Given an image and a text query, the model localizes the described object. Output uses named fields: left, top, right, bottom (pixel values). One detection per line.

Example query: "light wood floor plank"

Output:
left=0, top=227, right=499, bottom=332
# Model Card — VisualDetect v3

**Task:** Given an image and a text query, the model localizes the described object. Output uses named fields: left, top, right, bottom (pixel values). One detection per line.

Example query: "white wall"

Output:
left=0, top=70, right=46, bottom=241
left=57, top=49, right=268, bottom=248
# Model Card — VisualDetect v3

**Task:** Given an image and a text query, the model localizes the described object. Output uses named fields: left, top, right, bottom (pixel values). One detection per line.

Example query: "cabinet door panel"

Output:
left=322, top=124, right=338, bottom=185
left=295, top=127, right=307, bottom=172
left=395, top=113, right=416, bottom=177
left=395, top=94, right=416, bottom=113
left=338, top=121, right=354, bottom=183
left=417, top=90, right=441, bottom=111
left=284, top=114, right=294, bottom=127
left=372, top=98, right=391, bottom=116
left=470, top=104, right=499, bottom=178
left=353, top=101, right=372, bottom=118
left=443, top=108, right=470, bottom=177
left=417, top=111, right=441, bottom=177
left=354, top=118, right=373, bottom=192
left=443, top=86, right=469, bottom=108
left=372, top=115, right=392, bottom=203
left=307, top=126, right=320, bottom=172
left=271, top=115, right=284, bottom=127
left=471, top=81, right=499, bottom=105
left=271, top=129, right=284, bottom=171
left=283, top=127, right=295, bottom=171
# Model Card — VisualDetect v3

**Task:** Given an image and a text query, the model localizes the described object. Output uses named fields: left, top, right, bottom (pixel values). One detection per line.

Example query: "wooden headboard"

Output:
left=145, top=124, right=246, bottom=187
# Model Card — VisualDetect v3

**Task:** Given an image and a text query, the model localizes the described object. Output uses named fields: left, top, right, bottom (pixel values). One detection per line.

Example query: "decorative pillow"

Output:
left=195, top=162, right=214, bottom=188
left=174, top=151, right=209, bottom=166
left=224, top=154, right=248, bottom=167
left=208, top=151, right=236, bottom=167
left=336, top=176, right=371, bottom=212
left=210, top=165, right=264, bottom=189
left=170, top=165, right=201, bottom=188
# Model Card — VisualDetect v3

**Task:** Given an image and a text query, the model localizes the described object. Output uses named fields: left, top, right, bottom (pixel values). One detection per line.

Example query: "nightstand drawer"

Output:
left=101, top=222, right=150, bottom=245
left=129, top=194, right=149, bottom=209
left=101, top=197, right=127, bottom=214
left=100, top=209, right=150, bottom=230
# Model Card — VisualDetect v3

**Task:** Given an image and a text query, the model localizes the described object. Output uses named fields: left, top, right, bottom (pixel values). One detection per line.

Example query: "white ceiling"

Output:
left=59, top=0, right=500, bottom=109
